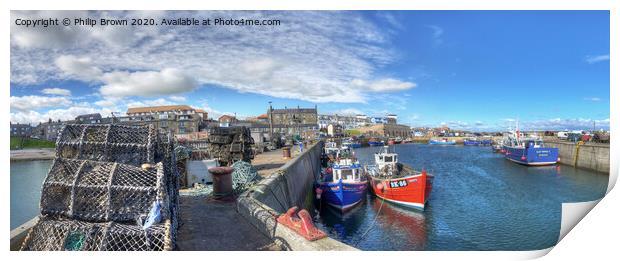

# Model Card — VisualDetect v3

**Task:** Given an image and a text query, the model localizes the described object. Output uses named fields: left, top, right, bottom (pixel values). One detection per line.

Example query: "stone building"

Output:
left=75, top=113, right=103, bottom=124
left=267, top=105, right=318, bottom=136
left=318, top=114, right=370, bottom=129
left=10, top=122, right=33, bottom=137
left=120, top=105, right=203, bottom=135
left=32, top=119, right=72, bottom=141
left=356, top=123, right=411, bottom=138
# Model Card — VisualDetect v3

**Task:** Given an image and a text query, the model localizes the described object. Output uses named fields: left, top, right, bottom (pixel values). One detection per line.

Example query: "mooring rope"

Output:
left=354, top=192, right=386, bottom=247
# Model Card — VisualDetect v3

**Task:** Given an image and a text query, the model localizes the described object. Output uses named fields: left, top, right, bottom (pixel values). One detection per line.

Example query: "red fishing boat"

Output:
left=365, top=146, right=433, bottom=210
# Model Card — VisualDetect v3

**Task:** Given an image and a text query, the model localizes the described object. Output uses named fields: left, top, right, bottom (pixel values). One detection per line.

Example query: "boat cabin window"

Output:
left=337, top=169, right=357, bottom=181
left=384, top=156, right=393, bottom=163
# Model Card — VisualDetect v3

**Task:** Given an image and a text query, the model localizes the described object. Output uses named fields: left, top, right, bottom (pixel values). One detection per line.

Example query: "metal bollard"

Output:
left=208, top=166, right=234, bottom=198
left=282, top=146, right=291, bottom=159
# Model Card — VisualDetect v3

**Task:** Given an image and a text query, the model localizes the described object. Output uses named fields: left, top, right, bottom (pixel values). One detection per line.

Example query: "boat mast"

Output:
left=516, top=118, right=520, bottom=146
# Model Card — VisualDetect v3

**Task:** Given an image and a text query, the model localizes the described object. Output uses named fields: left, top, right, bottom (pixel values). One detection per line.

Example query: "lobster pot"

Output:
left=206, top=126, right=255, bottom=166
left=39, top=158, right=170, bottom=223
left=22, top=124, right=179, bottom=251
left=55, top=124, right=158, bottom=167
left=21, top=217, right=174, bottom=251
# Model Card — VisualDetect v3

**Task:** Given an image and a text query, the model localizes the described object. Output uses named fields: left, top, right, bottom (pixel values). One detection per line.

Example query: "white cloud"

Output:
left=196, top=102, right=232, bottom=119
left=10, top=106, right=115, bottom=125
left=99, top=68, right=198, bottom=97
left=55, top=55, right=103, bottom=81
left=11, top=10, right=413, bottom=103
left=585, top=54, right=609, bottom=64
left=41, top=88, right=71, bottom=96
left=330, top=108, right=365, bottom=116
left=519, top=118, right=609, bottom=131
left=94, top=99, right=118, bottom=108
left=125, top=98, right=177, bottom=108
left=10, top=95, right=72, bottom=111
left=584, top=97, right=601, bottom=102
left=169, top=96, right=187, bottom=102
left=352, top=78, right=416, bottom=92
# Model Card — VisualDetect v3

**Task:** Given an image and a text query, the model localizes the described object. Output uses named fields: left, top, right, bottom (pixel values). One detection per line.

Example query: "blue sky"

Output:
left=10, top=11, right=609, bottom=130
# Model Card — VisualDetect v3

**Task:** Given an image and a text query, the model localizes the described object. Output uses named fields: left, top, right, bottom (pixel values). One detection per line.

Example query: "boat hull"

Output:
left=367, top=172, right=433, bottom=211
left=464, top=140, right=481, bottom=146
left=320, top=181, right=368, bottom=212
left=429, top=140, right=456, bottom=145
left=503, top=146, right=559, bottom=166
left=368, top=141, right=385, bottom=146
left=480, top=140, right=493, bottom=146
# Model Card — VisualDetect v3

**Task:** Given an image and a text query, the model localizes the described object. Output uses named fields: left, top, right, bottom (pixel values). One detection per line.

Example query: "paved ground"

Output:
left=177, top=147, right=302, bottom=250
left=10, top=148, right=55, bottom=161
left=252, top=147, right=301, bottom=177
left=177, top=195, right=280, bottom=251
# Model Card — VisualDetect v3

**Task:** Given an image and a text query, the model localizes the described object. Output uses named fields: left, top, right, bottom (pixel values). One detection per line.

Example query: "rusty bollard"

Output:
left=282, top=146, right=291, bottom=159
left=208, top=166, right=234, bottom=199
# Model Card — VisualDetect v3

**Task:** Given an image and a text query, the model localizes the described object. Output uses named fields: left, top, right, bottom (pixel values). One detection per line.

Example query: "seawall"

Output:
left=236, top=141, right=357, bottom=250
left=544, top=141, right=610, bottom=173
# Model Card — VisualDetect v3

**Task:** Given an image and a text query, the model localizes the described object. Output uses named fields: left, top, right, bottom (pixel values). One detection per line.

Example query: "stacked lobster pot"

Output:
left=206, top=126, right=254, bottom=166
left=21, top=124, right=179, bottom=251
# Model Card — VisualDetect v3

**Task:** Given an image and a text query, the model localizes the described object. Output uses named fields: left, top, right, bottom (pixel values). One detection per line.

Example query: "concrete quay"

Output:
left=236, top=141, right=356, bottom=250
left=544, top=141, right=610, bottom=173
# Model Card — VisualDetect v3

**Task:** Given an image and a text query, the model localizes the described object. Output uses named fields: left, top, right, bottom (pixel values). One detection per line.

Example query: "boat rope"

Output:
left=353, top=191, right=386, bottom=247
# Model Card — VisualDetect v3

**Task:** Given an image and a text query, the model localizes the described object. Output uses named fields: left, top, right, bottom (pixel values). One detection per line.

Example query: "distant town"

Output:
left=10, top=104, right=610, bottom=149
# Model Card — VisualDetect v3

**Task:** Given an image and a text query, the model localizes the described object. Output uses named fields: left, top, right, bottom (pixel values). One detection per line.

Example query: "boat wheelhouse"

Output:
left=319, top=156, right=368, bottom=212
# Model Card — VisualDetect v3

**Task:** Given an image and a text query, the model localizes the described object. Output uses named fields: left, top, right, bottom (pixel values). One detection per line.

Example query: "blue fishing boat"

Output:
left=368, top=138, right=385, bottom=147
left=343, top=141, right=362, bottom=149
left=318, top=155, right=368, bottom=212
left=429, top=139, right=456, bottom=145
left=480, top=139, right=493, bottom=146
left=463, top=139, right=481, bottom=146
left=502, top=128, right=559, bottom=166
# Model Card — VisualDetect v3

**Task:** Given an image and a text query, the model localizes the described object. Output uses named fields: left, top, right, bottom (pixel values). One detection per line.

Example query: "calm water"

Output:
left=314, top=144, right=609, bottom=250
left=10, top=160, right=52, bottom=230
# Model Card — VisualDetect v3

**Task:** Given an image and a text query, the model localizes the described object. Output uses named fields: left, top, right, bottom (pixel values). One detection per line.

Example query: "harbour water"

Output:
left=314, top=144, right=608, bottom=250
left=10, top=160, right=52, bottom=230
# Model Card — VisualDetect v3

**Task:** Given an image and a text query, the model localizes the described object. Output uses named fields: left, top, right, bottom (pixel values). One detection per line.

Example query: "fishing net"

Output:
left=21, top=124, right=179, bottom=251
left=230, top=161, right=260, bottom=195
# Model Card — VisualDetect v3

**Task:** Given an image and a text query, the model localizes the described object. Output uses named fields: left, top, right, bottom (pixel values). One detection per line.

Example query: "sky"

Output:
left=10, top=10, right=610, bottom=131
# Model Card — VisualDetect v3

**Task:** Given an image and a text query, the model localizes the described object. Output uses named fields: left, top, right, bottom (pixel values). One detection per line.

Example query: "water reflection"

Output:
left=314, top=144, right=608, bottom=250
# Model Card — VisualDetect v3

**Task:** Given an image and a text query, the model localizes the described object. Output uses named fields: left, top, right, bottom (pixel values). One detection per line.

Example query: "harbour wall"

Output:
left=237, top=141, right=357, bottom=250
left=544, top=141, right=610, bottom=173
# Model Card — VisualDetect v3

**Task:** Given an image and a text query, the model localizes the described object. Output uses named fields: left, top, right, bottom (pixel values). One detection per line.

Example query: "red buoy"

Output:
left=521, top=156, right=527, bottom=161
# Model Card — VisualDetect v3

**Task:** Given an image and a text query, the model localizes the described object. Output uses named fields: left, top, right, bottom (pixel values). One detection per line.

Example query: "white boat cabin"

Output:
left=375, top=146, right=398, bottom=170
left=331, top=163, right=362, bottom=183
